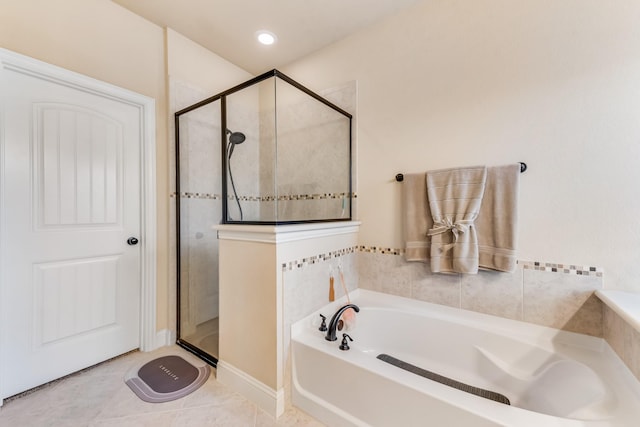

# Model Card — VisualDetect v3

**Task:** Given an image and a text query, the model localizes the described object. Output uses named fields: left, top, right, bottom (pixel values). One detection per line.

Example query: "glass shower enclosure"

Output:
left=175, top=70, right=352, bottom=364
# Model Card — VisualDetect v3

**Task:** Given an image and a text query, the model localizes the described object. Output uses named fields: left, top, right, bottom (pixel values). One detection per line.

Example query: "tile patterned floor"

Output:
left=0, top=346, right=325, bottom=427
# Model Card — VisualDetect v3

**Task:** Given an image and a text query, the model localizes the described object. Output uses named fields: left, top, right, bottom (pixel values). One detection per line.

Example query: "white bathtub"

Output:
left=291, top=290, right=640, bottom=427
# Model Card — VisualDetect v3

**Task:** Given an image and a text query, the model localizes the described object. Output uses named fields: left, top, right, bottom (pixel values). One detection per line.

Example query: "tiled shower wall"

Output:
left=254, top=81, right=356, bottom=222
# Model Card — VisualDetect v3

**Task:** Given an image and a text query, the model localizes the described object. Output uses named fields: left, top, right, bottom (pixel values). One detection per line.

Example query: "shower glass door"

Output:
left=175, top=99, right=222, bottom=365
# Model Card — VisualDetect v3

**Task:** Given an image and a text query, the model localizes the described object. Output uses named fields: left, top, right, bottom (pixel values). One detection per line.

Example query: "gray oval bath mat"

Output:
left=125, top=354, right=210, bottom=403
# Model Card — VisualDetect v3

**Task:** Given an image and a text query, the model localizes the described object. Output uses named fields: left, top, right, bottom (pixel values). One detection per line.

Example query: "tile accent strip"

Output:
left=518, top=260, right=604, bottom=277
left=283, top=247, right=357, bottom=271
left=247, top=192, right=356, bottom=202
left=170, top=192, right=357, bottom=201
left=170, top=192, right=221, bottom=200
left=282, top=244, right=604, bottom=276
left=358, top=245, right=405, bottom=256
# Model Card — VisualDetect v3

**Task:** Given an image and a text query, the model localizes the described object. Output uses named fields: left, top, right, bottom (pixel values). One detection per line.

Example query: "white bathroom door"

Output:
left=0, top=58, right=142, bottom=397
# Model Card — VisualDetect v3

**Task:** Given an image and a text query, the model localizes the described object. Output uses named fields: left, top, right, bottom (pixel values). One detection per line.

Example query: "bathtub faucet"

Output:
left=325, top=304, right=360, bottom=341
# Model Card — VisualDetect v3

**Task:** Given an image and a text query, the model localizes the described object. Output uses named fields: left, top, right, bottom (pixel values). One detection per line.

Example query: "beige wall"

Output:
left=283, top=0, right=640, bottom=292
left=219, top=239, right=277, bottom=388
left=167, top=28, right=252, bottom=97
left=0, top=0, right=170, bottom=328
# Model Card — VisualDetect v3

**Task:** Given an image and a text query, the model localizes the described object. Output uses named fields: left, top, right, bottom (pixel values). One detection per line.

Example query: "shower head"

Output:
left=226, top=129, right=246, bottom=145
left=226, top=128, right=246, bottom=220
left=226, top=129, right=246, bottom=158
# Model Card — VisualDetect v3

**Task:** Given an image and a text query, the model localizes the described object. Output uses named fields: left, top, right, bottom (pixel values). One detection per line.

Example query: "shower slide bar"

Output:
left=394, top=162, right=527, bottom=182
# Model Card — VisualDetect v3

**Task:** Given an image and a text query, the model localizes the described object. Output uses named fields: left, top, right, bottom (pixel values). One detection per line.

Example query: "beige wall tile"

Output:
left=603, top=305, right=624, bottom=357
left=410, top=262, right=461, bottom=308
left=283, top=252, right=358, bottom=331
left=358, top=252, right=412, bottom=298
left=461, top=269, right=523, bottom=320
left=523, top=270, right=603, bottom=337
left=630, top=327, right=640, bottom=381
left=604, top=305, right=640, bottom=382
left=622, top=320, right=640, bottom=382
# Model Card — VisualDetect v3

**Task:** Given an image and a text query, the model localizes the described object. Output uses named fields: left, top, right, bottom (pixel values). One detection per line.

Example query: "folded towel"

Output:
left=402, top=173, right=433, bottom=262
left=476, top=164, right=520, bottom=272
left=426, top=166, right=487, bottom=274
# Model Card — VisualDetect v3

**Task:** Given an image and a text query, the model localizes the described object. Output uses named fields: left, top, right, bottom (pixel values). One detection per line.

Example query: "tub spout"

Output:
left=325, top=304, right=360, bottom=341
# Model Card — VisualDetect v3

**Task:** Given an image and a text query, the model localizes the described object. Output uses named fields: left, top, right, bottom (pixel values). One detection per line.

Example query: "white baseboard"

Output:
left=150, top=329, right=175, bottom=350
left=217, top=360, right=284, bottom=417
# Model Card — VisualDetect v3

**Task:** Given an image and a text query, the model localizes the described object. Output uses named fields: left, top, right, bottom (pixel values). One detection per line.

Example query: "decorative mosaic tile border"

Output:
left=254, top=192, right=355, bottom=202
left=171, top=192, right=357, bottom=201
left=170, top=192, right=221, bottom=200
left=517, top=260, right=604, bottom=277
left=282, top=245, right=404, bottom=271
left=282, top=246, right=357, bottom=271
left=282, top=244, right=604, bottom=277
left=358, top=245, right=405, bottom=256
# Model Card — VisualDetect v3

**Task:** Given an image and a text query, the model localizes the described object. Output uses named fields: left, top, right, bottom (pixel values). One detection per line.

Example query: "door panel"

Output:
left=36, top=104, right=122, bottom=228
left=1, top=60, right=142, bottom=397
left=34, top=256, right=120, bottom=346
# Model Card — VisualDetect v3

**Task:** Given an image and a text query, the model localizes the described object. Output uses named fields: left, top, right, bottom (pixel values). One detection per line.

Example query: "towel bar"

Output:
left=395, top=162, right=527, bottom=182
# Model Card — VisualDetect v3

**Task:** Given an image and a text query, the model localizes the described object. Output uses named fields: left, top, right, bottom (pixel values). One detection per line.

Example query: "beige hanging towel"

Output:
left=402, top=173, right=433, bottom=262
left=476, top=163, right=520, bottom=272
left=426, top=166, right=487, bottom=274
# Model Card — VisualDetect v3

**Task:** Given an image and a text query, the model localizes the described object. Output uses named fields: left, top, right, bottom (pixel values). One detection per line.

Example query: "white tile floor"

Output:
left=0, top=346, right=325, bottom=426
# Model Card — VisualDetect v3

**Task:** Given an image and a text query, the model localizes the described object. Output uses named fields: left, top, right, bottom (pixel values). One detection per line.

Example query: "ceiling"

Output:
left=112, top=0, right=423, bottom=74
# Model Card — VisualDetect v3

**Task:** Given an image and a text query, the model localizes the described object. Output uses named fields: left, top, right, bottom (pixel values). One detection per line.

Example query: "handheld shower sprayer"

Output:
left=226, top=128, right=246, bottom=220
left=226, top=129, right=246, bottom=157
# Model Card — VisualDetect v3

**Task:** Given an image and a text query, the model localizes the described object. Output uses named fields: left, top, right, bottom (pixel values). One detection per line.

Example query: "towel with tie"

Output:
left=402, top=164, right=520, bottom=274
left=426, top=166, right=487, bottom=274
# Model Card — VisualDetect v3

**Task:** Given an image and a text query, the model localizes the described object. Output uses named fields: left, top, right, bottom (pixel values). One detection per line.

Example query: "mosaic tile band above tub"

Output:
left=170, top=192, right=357, bottom=201
left=518, top=261, right=603, bottom=277
left=283, top=244, right=604, bottom=276
left=282, top=247, right=357, bottom=271
left=359, top=245, right=405, bottom=256
left=282, top=245, right=406, bottom=271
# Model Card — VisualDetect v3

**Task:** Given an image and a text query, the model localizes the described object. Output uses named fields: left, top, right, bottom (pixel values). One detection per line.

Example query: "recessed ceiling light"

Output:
left=256, top=30, right=277, bottom=45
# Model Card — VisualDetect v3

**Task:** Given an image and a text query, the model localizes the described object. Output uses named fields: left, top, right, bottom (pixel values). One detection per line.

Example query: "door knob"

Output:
left=127, top=237, right=139, bottom=245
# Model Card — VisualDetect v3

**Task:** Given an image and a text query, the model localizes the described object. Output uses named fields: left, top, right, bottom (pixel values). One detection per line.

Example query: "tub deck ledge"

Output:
left=596, top=290, right=640, bottom=333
